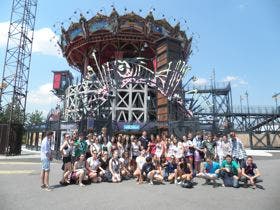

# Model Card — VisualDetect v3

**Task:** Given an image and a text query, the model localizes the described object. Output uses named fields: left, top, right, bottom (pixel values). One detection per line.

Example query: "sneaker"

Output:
left=40, top=184, right=46, bottom=189
left=150, top=180, right=154, bottom=185
left=79, top=183, right=85, bottom=187
left=44, top=186, right=52, bottom=191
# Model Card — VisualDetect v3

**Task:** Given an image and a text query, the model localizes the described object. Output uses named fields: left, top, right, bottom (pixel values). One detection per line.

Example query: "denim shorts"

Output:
left=42, top=158, right=50, bottom=171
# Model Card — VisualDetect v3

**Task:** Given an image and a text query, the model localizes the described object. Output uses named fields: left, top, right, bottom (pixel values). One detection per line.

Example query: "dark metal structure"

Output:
left=169, top=82, right=280, bottom=149
left=0, top=0, right=38, bottom=154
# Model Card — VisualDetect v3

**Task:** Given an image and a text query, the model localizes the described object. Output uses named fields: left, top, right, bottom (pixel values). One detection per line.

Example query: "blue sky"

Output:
left=0, top=0, right=279, bottom=116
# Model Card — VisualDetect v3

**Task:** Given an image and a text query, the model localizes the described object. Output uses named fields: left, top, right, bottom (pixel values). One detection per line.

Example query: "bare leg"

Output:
left=78, top=171, right=85, bottom=186
left=41, top=171, right=45, bottom=187
left=44, top=171, right=49, bottom=187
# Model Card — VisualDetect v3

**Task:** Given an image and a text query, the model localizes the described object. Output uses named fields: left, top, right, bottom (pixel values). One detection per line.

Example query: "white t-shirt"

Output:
left=131, top=142, right=140, bottom=157
left=176, top=142, right=184, bottom=159
left=87, top=157, right=100, bottom=171
left=136, top=156, right=146, bottom=170
left=167, top=144, right=177, bottom=158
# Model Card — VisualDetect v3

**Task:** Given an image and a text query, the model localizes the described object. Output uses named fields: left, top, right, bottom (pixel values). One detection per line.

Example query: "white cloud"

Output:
left=222, top=75, right=248, bottom=87
left=193, top=77, right=209, bottom=86
left=0, top=21, right=9, bottom=47
left=27, top=83, right=58, bottom=106
left=238, top=3, right=248, bottom=11
left=26, top=83, right=59, bottom=117
left=0, top=21, right=61, bottom=57
left=33, top=27, right=62, bottom=56
left=223, top=76, right=239, bottom=83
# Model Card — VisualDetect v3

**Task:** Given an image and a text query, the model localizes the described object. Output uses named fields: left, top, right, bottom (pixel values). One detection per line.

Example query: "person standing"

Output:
left=139, top=131, right=149, bottom=150
left=40, top=131, right=54, bottom=191
left=230, top=132, right=246, bottom=165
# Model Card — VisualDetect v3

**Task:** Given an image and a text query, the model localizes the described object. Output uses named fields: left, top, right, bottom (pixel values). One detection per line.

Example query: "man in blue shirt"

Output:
left=197, top=157, right=220, bottom=188
left=40, top=131, right=54, bottom=191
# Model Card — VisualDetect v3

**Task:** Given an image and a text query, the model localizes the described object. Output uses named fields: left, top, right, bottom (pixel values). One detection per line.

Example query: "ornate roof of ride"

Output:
left=59, top=8, right=192, bottom=73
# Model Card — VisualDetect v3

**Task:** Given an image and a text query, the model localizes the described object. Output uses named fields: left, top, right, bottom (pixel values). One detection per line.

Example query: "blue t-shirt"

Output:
left=205, top=161, right=220, bottom=174
left=166, top=162, right=177, bottom=173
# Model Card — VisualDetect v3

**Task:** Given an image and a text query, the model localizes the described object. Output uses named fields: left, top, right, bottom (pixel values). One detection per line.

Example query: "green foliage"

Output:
left=0, top=103, right=24, bottom=124
left=26, top=110, right=44, bottom=126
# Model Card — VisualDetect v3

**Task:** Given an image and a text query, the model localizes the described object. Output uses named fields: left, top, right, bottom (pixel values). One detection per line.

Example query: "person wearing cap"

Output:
left=40, top=131, right=54, bottom=191
left=230, top=132, right=246, bottom=165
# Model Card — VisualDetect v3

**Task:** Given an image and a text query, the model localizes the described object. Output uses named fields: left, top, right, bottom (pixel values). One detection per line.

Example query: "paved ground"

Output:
left=0, top=149, right=280, bottom=210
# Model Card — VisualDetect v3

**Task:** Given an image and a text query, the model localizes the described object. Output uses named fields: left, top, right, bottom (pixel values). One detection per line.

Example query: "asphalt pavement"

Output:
left=0, top=150, right=279, bottom=210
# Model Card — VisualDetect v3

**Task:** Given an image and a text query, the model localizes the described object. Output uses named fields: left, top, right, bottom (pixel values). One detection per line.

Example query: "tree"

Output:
left=0, top=102, right=24, bottom=124
left=26, top=110, right=44, bottom=126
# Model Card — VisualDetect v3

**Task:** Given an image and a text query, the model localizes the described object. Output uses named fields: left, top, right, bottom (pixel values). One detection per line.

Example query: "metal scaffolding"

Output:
left=0, top=0, right=38, bottom=154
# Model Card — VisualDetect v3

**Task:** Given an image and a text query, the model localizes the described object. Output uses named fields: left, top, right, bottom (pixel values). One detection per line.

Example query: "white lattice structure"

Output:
left=64, top=79, right=148, bottom=123
left=112, top=83, right=148, bottom=123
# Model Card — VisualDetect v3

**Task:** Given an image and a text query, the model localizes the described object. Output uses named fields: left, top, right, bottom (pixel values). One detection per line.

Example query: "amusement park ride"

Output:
left=0, top=1, right=279, bottom=155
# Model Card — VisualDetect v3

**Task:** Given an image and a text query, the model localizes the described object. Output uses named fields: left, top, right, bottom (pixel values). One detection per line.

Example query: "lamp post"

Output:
left=272, top=93, right=280, bottom=113
left=240, top=95, right=244, bottom=113
left=245, top=91, right=249, bottom=114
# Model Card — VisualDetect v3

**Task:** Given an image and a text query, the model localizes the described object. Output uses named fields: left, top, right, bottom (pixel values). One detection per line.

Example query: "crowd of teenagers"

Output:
left=40, top=128, right=261, bottom=191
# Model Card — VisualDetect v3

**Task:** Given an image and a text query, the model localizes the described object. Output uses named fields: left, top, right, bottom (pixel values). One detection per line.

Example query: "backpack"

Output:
left=181, top=180, right=193, bottom=188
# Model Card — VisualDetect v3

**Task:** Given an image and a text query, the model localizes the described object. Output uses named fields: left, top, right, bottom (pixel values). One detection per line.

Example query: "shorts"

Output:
left=194, top=150, right=202, bottom=162
left=41, top=158, right=50, bottom=171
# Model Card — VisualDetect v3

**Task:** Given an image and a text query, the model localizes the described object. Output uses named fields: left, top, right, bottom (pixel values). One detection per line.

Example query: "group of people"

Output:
left=40, top=128, right=261, bottom=191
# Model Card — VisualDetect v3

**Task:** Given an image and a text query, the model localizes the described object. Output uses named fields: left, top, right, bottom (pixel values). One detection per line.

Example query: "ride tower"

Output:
left=58, top=9, right=192, bottom=134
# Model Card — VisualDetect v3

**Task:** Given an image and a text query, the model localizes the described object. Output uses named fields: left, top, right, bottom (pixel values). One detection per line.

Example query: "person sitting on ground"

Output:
left=163, top=155, right=177, bottom=183
left=174, top=158, right=193, bottom=185
left=72, top=154, right=87, bottom=187
left=109, top=150, right=121, bottom=183
left=153, top=159, right=164, bottom=184
left=218, top=154, right=241, bottom=188
left=120, top=151, right=132, bottom=179
left=59, top=133, right=74, bottom=185
left=197, top=157, right=220, bottom=188
left=141, top=156, right=156, bottom=185
left=133, top=149, right=146, bottom=184
left=241, top=156, right=261, bottom=189
left=99, top=151, right=110, bottom=182
left=86, top=150, right=102, bottom=183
